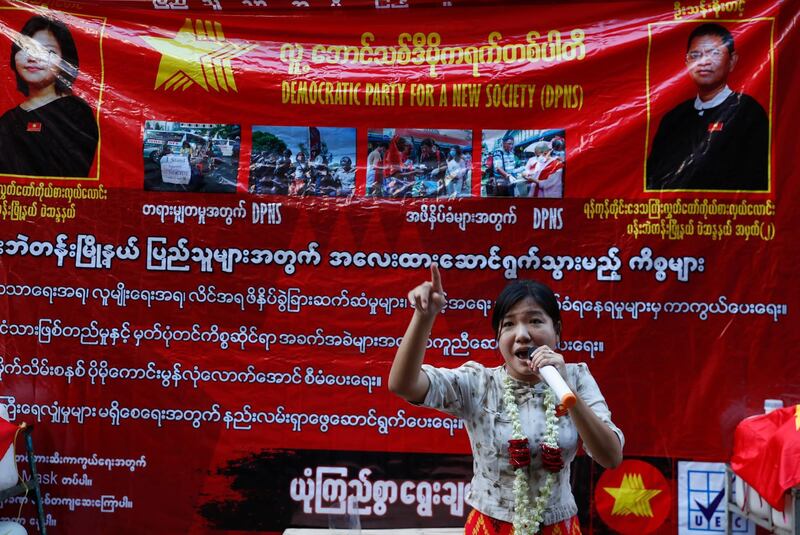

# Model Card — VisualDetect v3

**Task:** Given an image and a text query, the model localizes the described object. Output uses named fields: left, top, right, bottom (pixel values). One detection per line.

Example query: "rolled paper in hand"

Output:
left=539, top=365, right=576, bottom=415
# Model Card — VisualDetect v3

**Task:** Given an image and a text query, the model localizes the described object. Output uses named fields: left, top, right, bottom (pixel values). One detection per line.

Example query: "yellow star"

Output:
left=603, top=473, right=662, bottom=517
left=795, top=405, right=799, bottom=431
left=143, top=18, right=256, bottom=92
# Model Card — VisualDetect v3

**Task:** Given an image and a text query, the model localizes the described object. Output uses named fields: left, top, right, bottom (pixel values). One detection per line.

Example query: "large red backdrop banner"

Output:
left=0, top=0, right=797, bottom=533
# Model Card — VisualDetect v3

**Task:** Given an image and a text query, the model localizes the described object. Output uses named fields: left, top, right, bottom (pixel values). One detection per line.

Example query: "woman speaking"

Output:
left=0, top=15, right=98, bottom=177
left=389, top=265, right=623, bottom=534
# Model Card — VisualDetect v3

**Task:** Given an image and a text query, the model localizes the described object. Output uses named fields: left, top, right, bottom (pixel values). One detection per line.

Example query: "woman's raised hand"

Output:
left=407, top=263, right=447, bottom=318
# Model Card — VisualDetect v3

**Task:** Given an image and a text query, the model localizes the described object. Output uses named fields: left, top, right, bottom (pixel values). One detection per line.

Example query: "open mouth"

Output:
left=514, top=348, right=533, bottom=360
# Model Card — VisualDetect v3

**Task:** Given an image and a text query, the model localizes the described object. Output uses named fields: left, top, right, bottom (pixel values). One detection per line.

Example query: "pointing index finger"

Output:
left=430, top=262, right=443, bottom=293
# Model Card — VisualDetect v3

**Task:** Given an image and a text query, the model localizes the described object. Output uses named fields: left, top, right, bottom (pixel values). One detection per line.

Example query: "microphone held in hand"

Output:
left=527, top=346, right=576, bottom=415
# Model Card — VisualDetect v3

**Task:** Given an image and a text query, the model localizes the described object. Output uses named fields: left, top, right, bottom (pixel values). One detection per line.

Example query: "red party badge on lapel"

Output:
left=707, top=122, right=723, bottom=132
left=27, top=122, right=42, bottom=132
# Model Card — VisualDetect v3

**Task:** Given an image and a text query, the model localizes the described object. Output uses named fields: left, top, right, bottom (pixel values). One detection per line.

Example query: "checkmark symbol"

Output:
left=696, top=488, right=725, bottom=522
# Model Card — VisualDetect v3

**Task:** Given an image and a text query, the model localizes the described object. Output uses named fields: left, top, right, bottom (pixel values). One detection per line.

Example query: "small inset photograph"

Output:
left=249, top=126, right=356, bottom=197
left=366, top=128, right=472, bottom=198
left=481, top=130, right=565, bottom=198
left=143, top=121, right=241, bottom=193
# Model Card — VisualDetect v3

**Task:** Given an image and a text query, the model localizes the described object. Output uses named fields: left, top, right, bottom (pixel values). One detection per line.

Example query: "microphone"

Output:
left=527, top=346, right=576, bottom=414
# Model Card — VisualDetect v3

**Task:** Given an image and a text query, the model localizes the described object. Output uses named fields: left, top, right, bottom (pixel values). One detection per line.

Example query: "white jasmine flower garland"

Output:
left=503, top=376, right=560, bottom=535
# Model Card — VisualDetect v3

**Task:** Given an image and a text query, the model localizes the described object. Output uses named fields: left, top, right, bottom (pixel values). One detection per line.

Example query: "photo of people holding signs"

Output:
left=143, top=121, right=241, bottom=193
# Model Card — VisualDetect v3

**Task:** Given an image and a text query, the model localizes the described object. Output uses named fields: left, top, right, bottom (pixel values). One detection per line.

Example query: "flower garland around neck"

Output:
left=503, top=375, right=563, bottom=535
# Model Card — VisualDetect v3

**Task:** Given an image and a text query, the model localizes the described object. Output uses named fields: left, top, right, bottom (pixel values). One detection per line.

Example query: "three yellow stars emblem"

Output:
left=603, top=473, right=662, bottom=517
left=143, top=18, right=256, bottom=92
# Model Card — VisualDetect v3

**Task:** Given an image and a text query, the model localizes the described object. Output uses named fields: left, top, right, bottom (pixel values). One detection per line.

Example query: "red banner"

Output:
left=0, top=0, right=797, bottom=532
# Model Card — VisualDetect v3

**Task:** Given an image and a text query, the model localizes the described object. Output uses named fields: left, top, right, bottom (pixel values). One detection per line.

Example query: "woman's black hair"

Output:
left=11, top=16, right=79, bottom=96
left=491, top=279, right=562, bottom=338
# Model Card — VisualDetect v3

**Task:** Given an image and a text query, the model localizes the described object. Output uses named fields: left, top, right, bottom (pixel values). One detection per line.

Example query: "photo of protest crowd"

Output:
left=366, top=128, right=472, bottom=198
left=143, top=121, right=241, bottom=193
left=248, top=126, right=356, bottom=197
left=481, top=129, right=566, bottom=198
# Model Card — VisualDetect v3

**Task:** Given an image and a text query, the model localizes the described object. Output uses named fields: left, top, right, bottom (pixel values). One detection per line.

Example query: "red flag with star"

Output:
left=594, top=459, right=671, bottom=534
left=731, top=405, right=800, bottom=510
